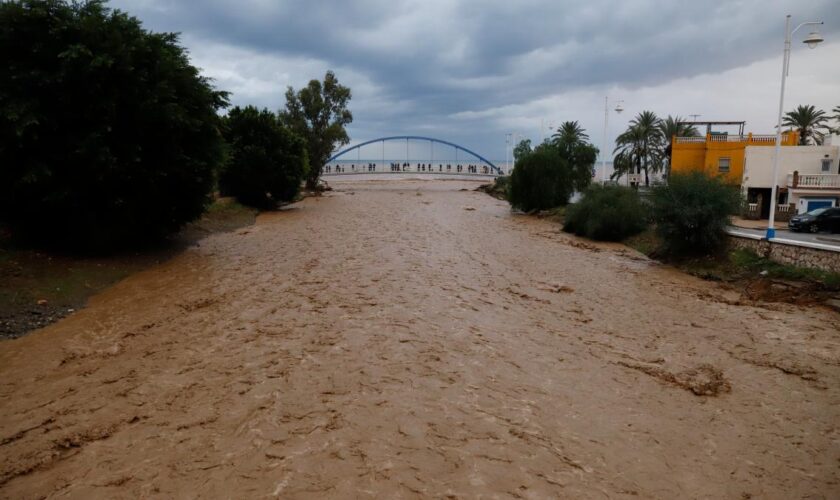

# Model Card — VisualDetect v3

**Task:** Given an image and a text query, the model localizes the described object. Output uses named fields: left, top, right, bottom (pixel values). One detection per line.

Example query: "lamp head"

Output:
left=803, top=30, right=824, bottom=49
left=614, top=102, right=624, bottom=114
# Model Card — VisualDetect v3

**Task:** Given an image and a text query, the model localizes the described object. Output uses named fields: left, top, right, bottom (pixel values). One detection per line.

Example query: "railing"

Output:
left=674, top=136, right=705, bottom=144
left=776, top=204, right=790, bottom=213
left=789, top=173, right=840, bottom=189
left=747, top=134, right=778, bottom=144
left=674, top=133, right=792, bottom=145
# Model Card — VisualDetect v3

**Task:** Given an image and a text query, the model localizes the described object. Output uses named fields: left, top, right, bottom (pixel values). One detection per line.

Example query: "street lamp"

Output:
left=505, top=133, right=512, bottom=174
left=601, top=97, right=624, bottom=183
left=766, top=15, right=824, bottom=239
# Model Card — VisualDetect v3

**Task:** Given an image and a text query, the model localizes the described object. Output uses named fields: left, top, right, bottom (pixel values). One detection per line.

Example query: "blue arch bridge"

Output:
left=324, top=136, right=502, bottom=178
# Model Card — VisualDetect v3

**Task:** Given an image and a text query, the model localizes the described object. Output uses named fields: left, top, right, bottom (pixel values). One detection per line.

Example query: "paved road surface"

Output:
left=729, top=226, right=840, bottom=248
left=1, top=180, right=838, bottom=498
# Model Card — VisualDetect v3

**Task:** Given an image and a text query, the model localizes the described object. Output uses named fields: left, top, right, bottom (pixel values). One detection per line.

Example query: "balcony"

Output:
left=787, top=173, right=840, bottom=189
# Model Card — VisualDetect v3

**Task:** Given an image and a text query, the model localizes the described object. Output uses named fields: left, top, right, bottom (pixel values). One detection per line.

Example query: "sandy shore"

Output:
left=1, top=180, right=838, bottom=498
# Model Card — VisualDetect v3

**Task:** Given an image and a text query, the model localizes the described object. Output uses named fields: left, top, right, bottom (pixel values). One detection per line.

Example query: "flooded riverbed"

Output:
left=1, top=180, right=839, bottom=498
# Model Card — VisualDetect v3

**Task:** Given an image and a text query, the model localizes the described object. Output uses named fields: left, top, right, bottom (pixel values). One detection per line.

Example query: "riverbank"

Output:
left=0, top=198, right=258, bottom=339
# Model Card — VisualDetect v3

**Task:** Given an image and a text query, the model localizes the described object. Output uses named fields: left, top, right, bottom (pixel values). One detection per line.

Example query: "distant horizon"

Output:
left=111, top=0, right=840, bottom=161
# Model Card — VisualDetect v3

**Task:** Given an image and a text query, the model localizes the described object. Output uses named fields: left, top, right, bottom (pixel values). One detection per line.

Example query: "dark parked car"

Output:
left=788, top=207, right=840, bottom=233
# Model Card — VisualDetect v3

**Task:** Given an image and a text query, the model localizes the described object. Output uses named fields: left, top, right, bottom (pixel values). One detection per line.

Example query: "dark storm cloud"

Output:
left=113, top=0, right=840, bottom=159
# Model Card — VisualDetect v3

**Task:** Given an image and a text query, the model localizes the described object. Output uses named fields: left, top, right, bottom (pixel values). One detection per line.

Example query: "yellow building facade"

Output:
left=670, top=131, right=799, bottom=184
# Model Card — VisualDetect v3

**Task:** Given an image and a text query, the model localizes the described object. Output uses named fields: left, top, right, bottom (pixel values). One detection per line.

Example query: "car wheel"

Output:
left=808, top=223, right=820, bottom=233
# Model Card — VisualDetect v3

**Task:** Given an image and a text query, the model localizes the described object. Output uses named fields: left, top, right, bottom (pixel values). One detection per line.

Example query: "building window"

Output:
left=718, top=157, right=731, bottom=173
left=822, top=158, right=831, bottom=172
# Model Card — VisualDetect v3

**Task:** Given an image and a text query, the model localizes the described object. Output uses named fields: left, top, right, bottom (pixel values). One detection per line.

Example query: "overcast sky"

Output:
left=113, top=0, right=840, bottom=162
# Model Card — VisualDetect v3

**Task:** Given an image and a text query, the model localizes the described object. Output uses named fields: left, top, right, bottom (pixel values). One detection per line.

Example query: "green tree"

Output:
left=0, top=0, right=228, bottom=249
left=513, top=138, right=532, bottom=162
left=551, top=121, right=589, bottom=146
left=508, top=148, right=573, bottom=212
left=280, top=71, right=352, bottom=189
left=613, top=111, right=664, bottom=187
left=830, top=105, right=840, bottom=135
left=563, top=184, right=648, bottom=241
left=550, top=121, right=598, bottom=192
left=220, top=106, right=308, bottom=208
left=658, top=115, right=699, bottom=177
left=782, top=104, right=830, bottom=145
left=650, top=172, right=742, bottom=255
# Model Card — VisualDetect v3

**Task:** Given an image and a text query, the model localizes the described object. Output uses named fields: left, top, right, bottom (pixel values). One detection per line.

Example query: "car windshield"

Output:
left=806, top=208, right=828, bottom=216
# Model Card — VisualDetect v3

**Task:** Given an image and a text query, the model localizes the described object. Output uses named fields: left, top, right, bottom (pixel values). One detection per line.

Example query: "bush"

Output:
left=219, top=106, right=308, bottom=208
left=508, top=149, right=573, bottom=211
left=650, top=172, right=742, bottom=255
left=0, top=0, right=228, bottom=250
left=563, top=185, right=648, bottom=241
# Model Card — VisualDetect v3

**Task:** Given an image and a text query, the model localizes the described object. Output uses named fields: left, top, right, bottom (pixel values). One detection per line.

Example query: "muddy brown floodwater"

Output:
left=1, top=180, right=839, bottom=499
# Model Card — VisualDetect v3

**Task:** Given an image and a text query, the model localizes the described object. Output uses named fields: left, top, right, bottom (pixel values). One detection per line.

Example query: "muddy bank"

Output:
left=0, top=198, right=257, bottom=340
left=1, top=180, right=839, bottom=498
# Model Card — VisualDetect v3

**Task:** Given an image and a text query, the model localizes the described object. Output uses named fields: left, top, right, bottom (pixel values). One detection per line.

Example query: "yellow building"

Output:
left=671, top=128, right=798, bottom=184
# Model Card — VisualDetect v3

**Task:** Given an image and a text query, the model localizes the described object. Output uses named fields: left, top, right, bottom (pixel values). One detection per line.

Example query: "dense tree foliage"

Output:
left=219, top=106, right=308, bottom=208
left=513, top=139, right=532, bottom=162
left=549, top=121, right=598, bottom=193
left=508, top=148, right=573, bottom=212
left=280, top=71, right=352, bottom=189
left=783, top=104, right=830, bottom=145
left=508, top=122, right=598, bottom=212
left=650, top=172, right=742, bottom=255
left=0, top=0, right=228, bottom=249
left=563, top=185, right=648, bottom=241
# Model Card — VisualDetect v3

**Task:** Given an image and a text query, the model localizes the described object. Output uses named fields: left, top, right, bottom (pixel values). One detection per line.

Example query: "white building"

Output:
left=742, top=136, right=840, bottom=217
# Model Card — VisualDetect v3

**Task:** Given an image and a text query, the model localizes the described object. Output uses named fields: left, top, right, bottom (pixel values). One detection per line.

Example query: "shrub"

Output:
left=563, top=185, right=648, bottom=241
left=0, top=0, right=228, bottom=250
left=650, top=172, right=742, bottom=255
left=508, top=149, right=573, bottom=211
left=219, top=106, right=308, bottom=208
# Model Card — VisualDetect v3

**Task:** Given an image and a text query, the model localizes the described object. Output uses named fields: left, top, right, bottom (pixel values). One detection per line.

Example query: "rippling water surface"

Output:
left=1, top=180, right=838, bottom=498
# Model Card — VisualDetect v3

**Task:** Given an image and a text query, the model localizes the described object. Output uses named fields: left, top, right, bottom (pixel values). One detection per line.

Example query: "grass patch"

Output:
left=624, top=227, right=840, bottom=291
left=537, top=206, right=566, bottom=222
left=624, top=227, right=660, bottom=257
left=476, top=176, right=509, bottom=200
left=730, top=248, right=840, bottom=289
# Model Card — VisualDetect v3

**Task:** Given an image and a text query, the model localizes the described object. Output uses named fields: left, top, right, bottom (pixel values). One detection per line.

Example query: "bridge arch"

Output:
left=327, top=136, right=501, bottom=175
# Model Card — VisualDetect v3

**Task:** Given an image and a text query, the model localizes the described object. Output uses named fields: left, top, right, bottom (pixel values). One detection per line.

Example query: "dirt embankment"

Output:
left=0, top=198, right=257, bottom=339
left=1, top=180, right=838, bottom=498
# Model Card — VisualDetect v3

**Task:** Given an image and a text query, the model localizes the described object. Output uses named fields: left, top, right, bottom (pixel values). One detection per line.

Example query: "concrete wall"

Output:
left=728, top=235, right=840, bottom=274
left=743, top=145, right=840, bottom=188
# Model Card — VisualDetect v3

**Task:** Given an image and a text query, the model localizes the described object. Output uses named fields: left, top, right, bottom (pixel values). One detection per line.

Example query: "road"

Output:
left=728, top=225, right=840, bottom=249
left=1, top=180, right=838, bottom=498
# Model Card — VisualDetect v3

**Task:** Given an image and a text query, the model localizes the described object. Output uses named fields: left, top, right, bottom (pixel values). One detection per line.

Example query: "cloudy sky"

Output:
left=113, top=0, right=840, bottom=163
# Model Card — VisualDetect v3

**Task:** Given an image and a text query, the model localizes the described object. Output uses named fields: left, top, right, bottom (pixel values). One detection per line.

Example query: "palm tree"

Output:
left=831, top=105, right=840, bottom=135
left=782, top=104, right=830, bottom=145
left=551, top=121, right=589, bottom=148
left=658, top=115, right=699, bottom=177
left=613, top=111, right=664, bottom=187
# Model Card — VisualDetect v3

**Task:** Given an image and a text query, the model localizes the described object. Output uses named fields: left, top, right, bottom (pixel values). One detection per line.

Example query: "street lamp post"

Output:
left=601, top=97, right=624, bottom=183
left=505, top=133, right=512, bottom=174
left=766, top=15, right=824, bottom=239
